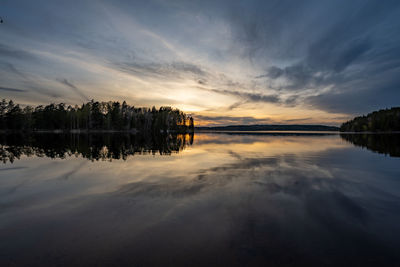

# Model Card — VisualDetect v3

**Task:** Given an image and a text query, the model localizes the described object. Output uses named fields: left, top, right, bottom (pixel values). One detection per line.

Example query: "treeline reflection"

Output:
left=0, top=133, right=194, bottom=163
left=340, top=133, right=400, bottom=157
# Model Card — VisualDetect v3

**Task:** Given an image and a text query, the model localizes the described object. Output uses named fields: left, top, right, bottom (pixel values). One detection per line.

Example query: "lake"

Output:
left=1, top=132, right=400, bottom=266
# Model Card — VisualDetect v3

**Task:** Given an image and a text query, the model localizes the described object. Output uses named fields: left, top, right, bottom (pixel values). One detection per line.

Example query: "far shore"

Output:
left=0, top=129, right=194, bottom=134
left=1, top=129, right=400, bottom=134
left=339, top=131, right=400, bottom=134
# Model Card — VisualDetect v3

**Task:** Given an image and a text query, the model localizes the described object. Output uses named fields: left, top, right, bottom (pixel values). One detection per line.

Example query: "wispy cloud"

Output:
left=0, top=86, right=27, bottom=92
left=0, top=0, right=399, bottom=123
left=196, top=87, right=281, bottom=110
left=57, top=79, right=89, bottom=102
left=194, top=114, right=274, bottom=126
left=2, top=63, right=28, bottom=79
left=112, top=61, right=207, bottom=81
left=0, top=43, right=37, bottom=61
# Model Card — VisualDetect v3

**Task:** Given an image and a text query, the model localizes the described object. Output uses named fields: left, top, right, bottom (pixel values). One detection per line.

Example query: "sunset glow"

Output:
left=1, top=1, right=399, bottom=126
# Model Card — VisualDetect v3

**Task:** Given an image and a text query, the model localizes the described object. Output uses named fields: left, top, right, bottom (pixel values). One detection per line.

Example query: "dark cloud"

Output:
left=239, top=91, right=280, bottom=103
left=0, top=167, right=28, bottom=172
left=264, top=66, right=284, bottom=79
left=195, top=114, right=273, bottom=126
left=201, top=87, right=281, bottom=105
left=57, top=79, right=89, bottom=102
left=171, top=62, right=206, bottom=76
left=308, top=37, right=372, bottom=73
left=0, top=86, right=26, bottom=92
left=28, top=85, right=63, bottom=98
left=284, top=95, right=299, bottom=106
left=58, top=161, right=88, bottom=180
left=0, top=63, right=64, bottom=98
left=112, top=61, right=207, bottom=80
left=283, top=117, right=312, bottom=123
left=1, top=0, right=400, bottom=117
left=0, top=63, right=28, bottom=79
left=226, top=0, right=400, bottom=114
left=306, top=76, right=400, bottom=114
left=227, top=101, right=244, bottom=110
left=197, top=79, right=207, bottom=85
left=0, top=43, right=37, bottom=61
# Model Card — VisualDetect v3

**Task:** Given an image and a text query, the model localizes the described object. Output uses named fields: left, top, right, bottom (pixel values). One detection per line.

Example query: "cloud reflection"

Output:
left=1, top=133, right=400, bottom=266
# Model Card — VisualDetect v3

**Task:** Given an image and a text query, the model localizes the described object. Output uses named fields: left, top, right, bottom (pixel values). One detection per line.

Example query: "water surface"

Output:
left=1, top=132, right=400, bottom=266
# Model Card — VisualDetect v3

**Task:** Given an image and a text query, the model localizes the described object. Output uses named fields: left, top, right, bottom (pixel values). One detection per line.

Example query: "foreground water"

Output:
left=0, top=132, right=400, bottom=266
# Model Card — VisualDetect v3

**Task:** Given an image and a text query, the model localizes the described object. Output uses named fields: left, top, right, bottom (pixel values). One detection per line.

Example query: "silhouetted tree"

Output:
left=340, top=107, right=400, bottom=132
left=189, top=117, right=194, bottom=132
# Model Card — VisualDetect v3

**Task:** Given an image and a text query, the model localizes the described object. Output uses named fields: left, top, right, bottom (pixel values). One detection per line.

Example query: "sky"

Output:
left=1, top=0, right=400, bottom=126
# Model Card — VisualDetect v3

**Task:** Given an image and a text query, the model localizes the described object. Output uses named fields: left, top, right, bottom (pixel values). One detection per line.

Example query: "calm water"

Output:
left=1, top=132, right=400, bottom=266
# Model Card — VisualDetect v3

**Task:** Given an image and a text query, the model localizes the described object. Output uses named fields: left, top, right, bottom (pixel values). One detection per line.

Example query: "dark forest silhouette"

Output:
left=340, top=107, right=400, bottom=132
left=0, top=133, right=193, bottom=163
left=0, top=99, right=194, bottom=133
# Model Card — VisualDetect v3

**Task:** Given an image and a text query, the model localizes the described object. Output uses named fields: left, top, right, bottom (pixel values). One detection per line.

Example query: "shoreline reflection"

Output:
left=0, top=133, right=194, bottom=163
left=2, top=132, right=400, bottom=164
left=1, top=132, right=400, bottom=266
left=340, top=133, right=400, bottom=157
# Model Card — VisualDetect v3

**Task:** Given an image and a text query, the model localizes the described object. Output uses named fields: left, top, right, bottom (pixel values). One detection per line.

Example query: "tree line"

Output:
left=0, top=99, right=194, bottom=133
left=340, top=107, right=400, bottom=132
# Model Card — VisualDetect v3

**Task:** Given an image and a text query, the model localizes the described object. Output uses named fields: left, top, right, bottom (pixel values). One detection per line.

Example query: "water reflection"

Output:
left=341, top=133, right=400, bottom=157
left=2, top=132, right=400, bottom=163
left=0, top=133, right=193, bottom=163
left=1, top=133, right=400, bottom=266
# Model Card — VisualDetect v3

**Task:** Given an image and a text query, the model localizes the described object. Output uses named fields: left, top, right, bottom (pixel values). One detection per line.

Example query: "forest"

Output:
left=0, top=99, right=194, bottom=133
left=340, top=107, right=400, bottom=132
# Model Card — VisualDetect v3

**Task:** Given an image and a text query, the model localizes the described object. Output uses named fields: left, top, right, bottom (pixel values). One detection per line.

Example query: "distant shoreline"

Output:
left=195, top=124, right=339, bottom=132
left=195, top=130, right=339, bottom=134
left=339, top=131, right=400, bottom=134
left=2, top=129, right=400, bottom=134
left=0, top=129, right=193, bottom=134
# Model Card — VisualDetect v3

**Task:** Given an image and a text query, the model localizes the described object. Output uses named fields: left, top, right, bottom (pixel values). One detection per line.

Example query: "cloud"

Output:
left=199, top=87, right=281, bottom=106
left=262, top=66, right=284, bottom=79
left=1, top=0, right=400, bottom=118
left=305, top=75, right=400, bottom=114
left=1, top=63, right=28, bottom=79
left=0, top=86, right=27, bottom=92
left=226, top=0, right=400, bottom=114
left=227, top=101, right=244, bottom=110
left=57, top=79, right=89, bottom=102
left=308, top=37, right=372, bottom=73
left=194, top=114, right=273, bottom=126
left=236, top=91, right=280, bottom=103
left=283, top=117, right=312, bottom=123
left=0, top=43, right=37, bottom=61
left=112, top=61, right=207, bottom=80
